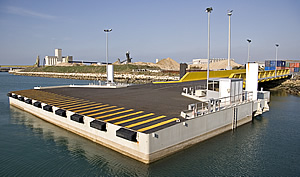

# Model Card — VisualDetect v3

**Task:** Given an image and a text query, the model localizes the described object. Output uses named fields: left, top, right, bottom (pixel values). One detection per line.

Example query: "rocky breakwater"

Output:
left=9, top=71, right=180, bottom=84
left=271, top=74, right=300, bottom=96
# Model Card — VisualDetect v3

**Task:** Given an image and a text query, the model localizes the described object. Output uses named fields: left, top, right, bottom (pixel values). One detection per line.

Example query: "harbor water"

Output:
left=0, top=72, right=299, bottom=176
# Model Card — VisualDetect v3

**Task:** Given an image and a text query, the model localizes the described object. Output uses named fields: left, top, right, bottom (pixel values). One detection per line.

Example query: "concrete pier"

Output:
left=8, top=81, right=269, bottom=163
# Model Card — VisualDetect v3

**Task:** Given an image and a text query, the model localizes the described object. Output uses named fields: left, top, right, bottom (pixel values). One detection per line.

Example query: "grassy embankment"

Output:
left=21, top=64, right=178, bottom=76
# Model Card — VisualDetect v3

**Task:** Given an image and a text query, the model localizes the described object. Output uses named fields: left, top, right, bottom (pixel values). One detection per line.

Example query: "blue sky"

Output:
left=0, top=0, right=299, bottom=65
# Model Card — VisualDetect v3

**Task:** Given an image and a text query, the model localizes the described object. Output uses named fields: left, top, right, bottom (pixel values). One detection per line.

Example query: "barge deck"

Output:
left=12, top=81, right=205, bottom=134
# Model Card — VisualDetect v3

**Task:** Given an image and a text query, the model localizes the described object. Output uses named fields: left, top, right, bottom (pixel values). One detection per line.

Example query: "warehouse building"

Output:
left=45, top=49, right=73, bottom=66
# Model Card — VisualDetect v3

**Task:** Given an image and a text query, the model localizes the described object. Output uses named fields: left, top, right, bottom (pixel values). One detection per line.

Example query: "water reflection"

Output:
left=9, top=106, right=150, bottom=176
left=8, top=103, right=273, bottom=176
left=270, top=90, right=289, bottom=97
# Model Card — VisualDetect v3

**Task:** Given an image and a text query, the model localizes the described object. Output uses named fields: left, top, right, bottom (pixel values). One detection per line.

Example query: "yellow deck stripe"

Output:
left=29, top=92, right=63, bottom=99
left=46, top=98, right=89, bottom=105
left=137, top=118, right=178, bottom=132
left=52, top=101, right=91, bottom=108
left=114, top=113, right=155, bottom=125
left=41, top=99, right=78, bottom=105
left=32, top=91, right=87, bottom=102
left=41, top=98, right=82, bottom=105
left=86, top=107, right=122, bottom=117
left=43, top=97, right=79, bottom=102
left=20, top=93, right=91, bottom=107
left=46, top=96, right=84, bottom=102
left=66, top=103, right=101, bottom=110
left=20, top=94, right=93, bottom=108
left=103, top=111, right=144, bottom=121
left=77, top=104, right=109, bottom=114
left=50, top=101, right=86, bottom=108
left=83, top=106, right=117, bottom=116
left=95, top=109, right=134, bottom=119
left=125, top=115, right=166, bottom=128
left=14, top=91, right=88, bottom=104
left=69, top=104, right=105, bottom=112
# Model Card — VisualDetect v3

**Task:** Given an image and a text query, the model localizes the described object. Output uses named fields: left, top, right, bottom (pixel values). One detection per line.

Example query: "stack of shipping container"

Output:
left=265, top=60, right=300, bottom=73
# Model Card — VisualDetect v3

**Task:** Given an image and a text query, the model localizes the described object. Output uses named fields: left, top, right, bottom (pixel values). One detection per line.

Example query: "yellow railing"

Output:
left=154, top=69, right=290, bottom=85
left=179, top=69, right=246, bottom=82
left=229, top=69, right=290, bottom=87
left=154, top=69, right=246, bottom=84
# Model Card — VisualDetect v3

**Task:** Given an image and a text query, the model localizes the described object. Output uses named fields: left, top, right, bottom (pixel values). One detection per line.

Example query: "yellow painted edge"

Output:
left=114, top=113, right=154, bottom=125
left=103, top=111, right=144, bottom=121
left=78, top=104, right=110, bottom=114
left=83, top=106, right=118, bottom=116
left=125, top=115, right=166, bottom=128
left=87, top=107, right=124, bottom=117
left=95, top=109, right=134, bottom=119
left=67, top=103, right=102, bottom=111
left=138, top=118, right=179, bottom=132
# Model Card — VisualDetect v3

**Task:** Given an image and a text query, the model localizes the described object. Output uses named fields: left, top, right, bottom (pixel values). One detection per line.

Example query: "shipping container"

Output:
left=270, top=61, right=276, bottom=67
left=294, top=67, right=300, bottom=72
left=290, top=68, right=294, bottom=73
left=265, top=67, right=270, bottom=71
left=295, top=63, right=300, bottom=68
left=286, top=62, right=290, bottom=67
left=290, top=63, right=295, bottom=67
left=276, top=67, right=285, bottom=70
left=266, top=66, right=276, bottom=71
left=277, top=61, right=281, bottom=67
left=265, top=60, right=270, bottom=67
left=270, top=66, right=276, bottom=70
left=281, top=61, right=286, bottom=67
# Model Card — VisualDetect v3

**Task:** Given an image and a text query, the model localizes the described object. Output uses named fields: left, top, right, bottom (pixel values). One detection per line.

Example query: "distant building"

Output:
left=45, top=49, right=73, bottom=66
left=192, top=58, right=230, bottom=65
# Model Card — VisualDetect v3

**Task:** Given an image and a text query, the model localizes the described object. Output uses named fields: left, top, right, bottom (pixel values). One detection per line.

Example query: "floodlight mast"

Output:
left=206, top=7, right=213, bottom=92
left=275, top=43, right=279, bottom=77
left=104, top=29, right=112, bottom=65
left=104, top=29, right=112, bottom=83
left=227, top=10, right=233, bottom=70
left=247, top=39, right=251, bottom=63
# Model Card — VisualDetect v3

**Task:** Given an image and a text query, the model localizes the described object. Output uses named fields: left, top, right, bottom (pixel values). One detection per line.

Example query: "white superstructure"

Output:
left=45, top=49, right=73, bottom=66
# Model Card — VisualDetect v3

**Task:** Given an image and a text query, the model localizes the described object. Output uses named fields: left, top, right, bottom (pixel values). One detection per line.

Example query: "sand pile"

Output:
left=131, top=57, right=180, bottom=70
left=132, top=62, right=158, bottom=67
left=189, top=60, right=242, bottom=70
left=157, top=57, right=180, bottom=70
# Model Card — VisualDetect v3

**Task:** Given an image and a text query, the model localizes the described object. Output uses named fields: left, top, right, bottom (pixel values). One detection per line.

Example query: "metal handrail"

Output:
left=183, top=91, right=253, bottom=119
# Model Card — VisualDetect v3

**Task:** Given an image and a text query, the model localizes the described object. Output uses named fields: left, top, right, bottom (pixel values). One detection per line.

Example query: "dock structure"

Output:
left=155, top=68, right=290, bottom=86
left=8, top=63, right=271, bottom=163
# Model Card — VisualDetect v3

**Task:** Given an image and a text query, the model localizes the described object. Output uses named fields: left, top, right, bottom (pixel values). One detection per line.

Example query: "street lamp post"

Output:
left=206, top=7, right=213, bottom=92
left=104, top=28, right=112, bottom=83
left=227, top=10, right=233, bottom=70
left=247, top=39, right=251, bottom=63
left=275, top=43, right=279, bottom=77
